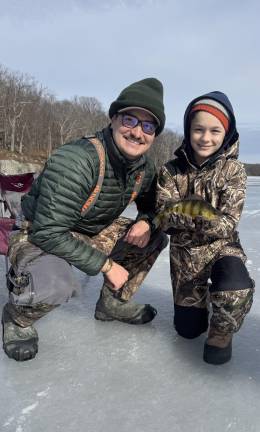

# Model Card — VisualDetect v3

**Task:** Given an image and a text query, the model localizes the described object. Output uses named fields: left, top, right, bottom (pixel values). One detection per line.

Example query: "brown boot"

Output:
left=203, top=329, right=232, bottom=365
left=95, top=285, right=157, bottom=324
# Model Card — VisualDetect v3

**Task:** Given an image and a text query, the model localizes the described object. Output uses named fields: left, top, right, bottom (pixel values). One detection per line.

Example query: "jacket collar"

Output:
left=175, top=139, right=240, bottom=171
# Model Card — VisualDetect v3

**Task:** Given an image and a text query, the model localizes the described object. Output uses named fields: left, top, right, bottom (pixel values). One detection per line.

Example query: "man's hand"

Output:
left=104, top=261, right=129, bottom=291
left=124, top=220, right=151, bottom=248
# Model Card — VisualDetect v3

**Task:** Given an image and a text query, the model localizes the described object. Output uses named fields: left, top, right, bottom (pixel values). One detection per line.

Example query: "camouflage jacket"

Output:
left=156, top=140, right=247, bottom=263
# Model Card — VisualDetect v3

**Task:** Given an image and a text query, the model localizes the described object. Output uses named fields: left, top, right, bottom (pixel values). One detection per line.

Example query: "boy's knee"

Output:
left=174, top=304, right=209, bottom=339
left=211, top=256, right=253, bottom=292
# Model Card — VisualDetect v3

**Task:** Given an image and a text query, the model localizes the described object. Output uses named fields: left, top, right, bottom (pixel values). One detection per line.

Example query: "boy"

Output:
left=156, top=91, right=254, bottom=365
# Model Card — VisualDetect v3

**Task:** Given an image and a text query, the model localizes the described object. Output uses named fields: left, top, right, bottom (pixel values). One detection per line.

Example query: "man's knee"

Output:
left=9, top=254, right=80, bottom=306
left=174, top=304, right=209, bottom=339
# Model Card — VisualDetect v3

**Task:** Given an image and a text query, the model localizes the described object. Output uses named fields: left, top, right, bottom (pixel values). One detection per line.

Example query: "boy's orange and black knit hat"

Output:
left=190, top=98, right=230, bottom=132
left=181, top=91, right=239, bottom=157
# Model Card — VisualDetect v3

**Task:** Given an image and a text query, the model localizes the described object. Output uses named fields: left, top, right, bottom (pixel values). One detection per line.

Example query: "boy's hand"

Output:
left=194, top=215, right=218, bottom=232
left=161, top=212, right=195, bottom=231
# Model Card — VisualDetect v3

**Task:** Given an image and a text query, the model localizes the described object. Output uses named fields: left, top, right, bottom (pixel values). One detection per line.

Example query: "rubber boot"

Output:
left=203, top=329, right=232, bottom=365
left=95, top=286, right=157, bottom=324
left=2, top=304, right=38, bottom=361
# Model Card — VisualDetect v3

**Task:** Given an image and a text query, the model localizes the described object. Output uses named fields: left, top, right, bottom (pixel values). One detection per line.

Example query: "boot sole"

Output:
left=203, top=342, right=232, bottom=365
left=94, top=310, right=115, bottom=321
left=3, top=339, right=38, bottom=361
left=2, top=310, right=38, bottom=361
left=95, top=305, right=157, bottom=325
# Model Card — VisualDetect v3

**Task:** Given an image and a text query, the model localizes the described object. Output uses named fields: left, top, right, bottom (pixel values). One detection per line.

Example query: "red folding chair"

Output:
left=0, top=168, right=35, bottom=273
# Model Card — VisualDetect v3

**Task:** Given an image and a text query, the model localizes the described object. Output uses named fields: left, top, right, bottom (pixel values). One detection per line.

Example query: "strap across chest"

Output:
left=80, top=137, right=145, bottom=217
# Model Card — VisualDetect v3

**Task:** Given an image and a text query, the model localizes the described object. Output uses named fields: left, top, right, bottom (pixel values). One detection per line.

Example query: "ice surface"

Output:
left=0, top=178, right=259, bottom=432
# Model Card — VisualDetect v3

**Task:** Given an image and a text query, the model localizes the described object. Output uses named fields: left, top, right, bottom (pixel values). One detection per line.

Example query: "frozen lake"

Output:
left=0, top=177, right=259, bottom=432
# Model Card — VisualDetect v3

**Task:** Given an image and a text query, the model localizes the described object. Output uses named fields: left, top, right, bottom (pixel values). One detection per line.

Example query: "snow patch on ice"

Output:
left=21, top=402, right=39, bottom=415
left=3, top=416, right=14, bottom=427
left=243, top=209, right=260, bottom=214
left=226, top=421, right=238, bottom=430
left=7, top=402, right=40, bottom=432
left=37, top=387, right=50, bottom=397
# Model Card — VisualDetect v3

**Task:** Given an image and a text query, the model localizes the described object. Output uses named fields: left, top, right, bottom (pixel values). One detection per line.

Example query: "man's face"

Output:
left=111, top=109, right=157, bottom=160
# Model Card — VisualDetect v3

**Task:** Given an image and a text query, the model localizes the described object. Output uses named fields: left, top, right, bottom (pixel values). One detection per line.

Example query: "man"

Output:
left=2, top=78, right=168, bottom=361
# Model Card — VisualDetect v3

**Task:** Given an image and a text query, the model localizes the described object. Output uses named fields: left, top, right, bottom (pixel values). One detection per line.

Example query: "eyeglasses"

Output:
left=120, top=113, right=157, bottom=135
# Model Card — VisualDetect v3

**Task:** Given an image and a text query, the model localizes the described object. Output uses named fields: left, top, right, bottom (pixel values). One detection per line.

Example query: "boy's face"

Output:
left=190, top=111, right=226, bottom=165
left=111, top=108, right=156, bottom=160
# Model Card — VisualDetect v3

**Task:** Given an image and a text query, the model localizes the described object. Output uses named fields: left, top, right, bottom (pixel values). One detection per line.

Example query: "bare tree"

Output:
left=0, top=64, right=182, bottom=167
left=149, top=128, right=182, bottom=171
left=72, top=96, right=108, bottom=135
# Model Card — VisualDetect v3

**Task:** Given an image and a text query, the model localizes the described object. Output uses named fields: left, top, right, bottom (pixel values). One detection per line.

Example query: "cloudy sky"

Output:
left=1, top=0, right=259, bottom=161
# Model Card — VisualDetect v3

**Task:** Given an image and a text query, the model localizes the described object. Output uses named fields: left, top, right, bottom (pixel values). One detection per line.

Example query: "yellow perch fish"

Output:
left=154, top=196, right=221, bottom=228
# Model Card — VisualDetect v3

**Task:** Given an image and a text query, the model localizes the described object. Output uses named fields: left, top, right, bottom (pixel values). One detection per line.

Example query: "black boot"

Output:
left=203, top=330, right=232, bottom=365
left=2, top=304, right=38, bottom=361
left=203, top=343, right=232, bottom=365
left=95, top=286, right=157, bottom=324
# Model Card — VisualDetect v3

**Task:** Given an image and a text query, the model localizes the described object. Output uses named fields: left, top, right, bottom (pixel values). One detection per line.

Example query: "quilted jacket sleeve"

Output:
left=24, top=141, right=107, bottom=276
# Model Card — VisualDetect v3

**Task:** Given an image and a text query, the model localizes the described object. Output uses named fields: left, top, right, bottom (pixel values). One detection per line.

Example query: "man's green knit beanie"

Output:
left=109, top=78, right=165, bottom=136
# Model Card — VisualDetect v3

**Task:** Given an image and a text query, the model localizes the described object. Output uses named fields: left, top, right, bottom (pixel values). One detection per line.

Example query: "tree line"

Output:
left=0, top=64, right=182, bottom=170
left=243, top=164, right=260, bottom=176
left=1, top=64, right=259, bottom=175
left=0, top=65, right=110, bottom=158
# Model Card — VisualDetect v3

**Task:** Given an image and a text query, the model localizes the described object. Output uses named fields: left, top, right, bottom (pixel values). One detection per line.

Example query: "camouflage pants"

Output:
left=6, top=217, right=168, bottom=326
left=170, top=243, right=254, bottom=337
left=72, top=217, right=168, bottom=301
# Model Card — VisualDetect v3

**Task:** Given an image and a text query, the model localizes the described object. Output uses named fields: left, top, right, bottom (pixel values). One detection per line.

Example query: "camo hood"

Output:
left=176, top=91, right=239, bottom=168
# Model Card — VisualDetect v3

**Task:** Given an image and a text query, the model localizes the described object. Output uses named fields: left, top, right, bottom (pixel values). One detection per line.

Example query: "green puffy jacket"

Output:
left=21, top=127, right=157, bottom=275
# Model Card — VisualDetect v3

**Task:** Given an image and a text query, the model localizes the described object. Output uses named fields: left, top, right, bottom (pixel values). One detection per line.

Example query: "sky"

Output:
left=1, top=0, right=260, bottom=162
